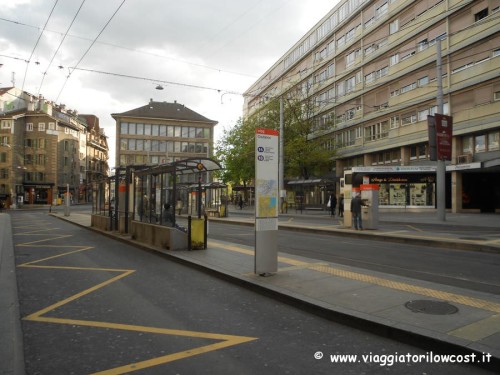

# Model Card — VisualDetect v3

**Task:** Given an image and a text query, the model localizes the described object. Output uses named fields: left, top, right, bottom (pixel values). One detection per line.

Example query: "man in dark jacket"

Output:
left=350, top=194, right=365, bottom=230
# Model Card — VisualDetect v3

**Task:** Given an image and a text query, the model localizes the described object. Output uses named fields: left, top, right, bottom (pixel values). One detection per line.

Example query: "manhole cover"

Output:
left=405, top=300, right=458, bottom=315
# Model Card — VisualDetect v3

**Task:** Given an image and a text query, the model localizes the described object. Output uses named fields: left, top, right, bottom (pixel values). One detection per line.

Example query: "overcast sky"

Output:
left=1, top=0, right=339, bottom=168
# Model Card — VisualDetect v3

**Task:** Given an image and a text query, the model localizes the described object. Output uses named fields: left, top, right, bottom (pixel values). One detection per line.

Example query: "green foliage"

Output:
left=215, top=96, right=335, bottom=185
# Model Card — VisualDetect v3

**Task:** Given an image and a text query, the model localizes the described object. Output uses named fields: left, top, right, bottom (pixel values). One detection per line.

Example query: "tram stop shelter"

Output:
left=91, top=157, right=223, bottom=251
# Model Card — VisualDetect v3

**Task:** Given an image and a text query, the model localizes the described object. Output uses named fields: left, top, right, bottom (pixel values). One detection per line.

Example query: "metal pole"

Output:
left=436, top=38, right=446, bottom=221
left=279, top=96, right=285, bottom=213
left=64, top=183, right=70, bottom=216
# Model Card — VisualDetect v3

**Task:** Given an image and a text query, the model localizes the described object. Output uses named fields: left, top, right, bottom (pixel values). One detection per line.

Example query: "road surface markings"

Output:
left=448, top=314, right=500, bottom=341
left=210, top=240, right=500, bottom=314
left=15, top=223, right=257, bottom=374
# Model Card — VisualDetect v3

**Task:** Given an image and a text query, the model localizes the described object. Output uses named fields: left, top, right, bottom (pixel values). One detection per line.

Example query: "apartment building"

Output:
left=0, top=87, right=109, bottom=207
left=113, top=99, right=217, bottom=183
left=244, top=0, right=500, bottom=212
left=81, top=114, right=110, bottom=202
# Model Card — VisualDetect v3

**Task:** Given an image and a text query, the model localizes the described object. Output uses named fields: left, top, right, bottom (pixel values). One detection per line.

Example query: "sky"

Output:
left=0, top=0, right=339, bottom=168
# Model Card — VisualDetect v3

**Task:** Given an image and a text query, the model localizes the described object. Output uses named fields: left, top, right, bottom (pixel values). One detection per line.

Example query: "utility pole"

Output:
left=436, top=38, right=446, bottom=221
left=279, top=96, right=285, bottom=213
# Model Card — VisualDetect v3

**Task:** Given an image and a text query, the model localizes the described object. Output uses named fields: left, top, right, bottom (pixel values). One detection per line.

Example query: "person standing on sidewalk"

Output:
left=350, top=193, right=365, bottom=230
left=329, top=193, right=337, bottom=216
left=338, top=194, right=344, bottom=217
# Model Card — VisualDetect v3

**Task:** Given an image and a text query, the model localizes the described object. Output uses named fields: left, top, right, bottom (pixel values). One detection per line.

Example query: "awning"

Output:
left=135, top=157, right=222, bottom=176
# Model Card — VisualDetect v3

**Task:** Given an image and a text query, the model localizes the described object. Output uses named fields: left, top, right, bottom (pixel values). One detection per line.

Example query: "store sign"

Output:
left=353, top=166, right=436, bottom=173
left=435, top=114, right=453, bottom=161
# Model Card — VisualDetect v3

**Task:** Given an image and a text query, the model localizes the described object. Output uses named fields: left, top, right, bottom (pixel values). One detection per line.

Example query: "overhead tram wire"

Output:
left=0, top=16, right=257, bottom=80
left=67, top=66, right=243, bottom=97
left=38, top=0, right=87, bottom=97
left=21, top=0, right=59, bottom=92
left=55, top=0, right=126, bottom=102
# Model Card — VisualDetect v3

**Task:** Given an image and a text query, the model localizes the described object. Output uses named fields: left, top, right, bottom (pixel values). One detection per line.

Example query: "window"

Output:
left=365, top=121, right=388, bottom=141
left=475, top=135, right=486, bottom=153
left=1, top=136, right=8, bottom=146
left=346, top=49, right=360, bottom=66
left=38, top=122, right=45, bottom=131
left=402, top=113, right=417, bottom=125
left=144, top=124, right=151, bottom=136
left=376, top=2, right=388, bottom=18
left=120, top=139, right=128, bottom=150
left=390, top=116, right=399, bottom=129
left=418, top=76, right=429, bottom=86
left=488, top=132, right=499, bottom=150
left=26, top=123, right=34, bottom=131
left=389, top=19, right=399, bottom=34
left=0, top=153, right=7, bottom=162
left=128, top=139, right=136, bottom=151
left=48, top=122, right=56, bottom=130
left=128, top=123, right=136, bottom=134
left=417, top=39, right=428, bottom=52
left=475, top=8, right=488, bottom=22
left=1, top=120, right=12, bottom=129
left=390, top=53, right=399, bottom=66
left=136, top=123, right=144, bottom=135
left=400, top=82, right=416, bottom=94
left=462, top=136, right=473, bottom=153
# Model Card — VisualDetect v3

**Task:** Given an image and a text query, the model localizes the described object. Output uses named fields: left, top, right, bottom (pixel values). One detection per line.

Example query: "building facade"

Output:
left=0, top=87, right=109, bottom=207
left=244, top=0, right=500, bottom=212
left=113, top=99, right=217, bottom=176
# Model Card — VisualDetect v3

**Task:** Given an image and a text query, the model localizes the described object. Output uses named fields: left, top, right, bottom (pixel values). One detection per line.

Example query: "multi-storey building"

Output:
left=113, top=99, right=217, bottom=175
left=0, top=87, right=109, bottom=207
left=244, top=0, right=500, bottom=212
left=80, top=114, right=110, bottom=202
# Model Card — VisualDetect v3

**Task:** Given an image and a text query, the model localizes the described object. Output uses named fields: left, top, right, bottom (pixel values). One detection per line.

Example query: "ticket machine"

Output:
left=360, top=184, right=379, bottom=229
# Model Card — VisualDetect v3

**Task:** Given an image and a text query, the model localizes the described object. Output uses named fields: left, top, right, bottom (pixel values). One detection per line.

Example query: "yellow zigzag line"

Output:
left=17, top=228, right=257, bottom=374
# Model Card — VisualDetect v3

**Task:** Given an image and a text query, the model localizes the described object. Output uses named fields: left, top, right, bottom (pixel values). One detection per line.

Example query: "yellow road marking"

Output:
left=448, top=314, right=500, bottom=341
left=17, top=225, right=257, bottom=373
left=209, top=240, right=500, bottom=314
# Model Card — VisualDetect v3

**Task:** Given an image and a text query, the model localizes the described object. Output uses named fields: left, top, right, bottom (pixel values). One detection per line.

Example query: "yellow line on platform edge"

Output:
left=210, top=240, right=500, bottom=314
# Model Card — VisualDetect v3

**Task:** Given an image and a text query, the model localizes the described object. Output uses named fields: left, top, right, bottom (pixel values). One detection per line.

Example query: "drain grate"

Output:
left=405, top=300, right=458, bottom=315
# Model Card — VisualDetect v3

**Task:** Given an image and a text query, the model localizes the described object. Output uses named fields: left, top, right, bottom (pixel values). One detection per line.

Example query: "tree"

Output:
left=215, top=95, right=335, bottom=186
left=214, top=117, right=255, bottom=189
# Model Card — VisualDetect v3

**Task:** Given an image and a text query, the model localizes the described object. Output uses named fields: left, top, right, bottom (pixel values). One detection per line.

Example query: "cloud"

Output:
left=0, top=0, right=338, bottom=168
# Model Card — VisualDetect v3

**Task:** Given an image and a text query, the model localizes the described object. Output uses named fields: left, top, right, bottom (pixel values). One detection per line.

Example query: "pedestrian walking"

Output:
left=338, top=194, right=344, bottom=217
left=350, top=193, right=366, bottom=230
left=238, top=195, right=244, bottom=210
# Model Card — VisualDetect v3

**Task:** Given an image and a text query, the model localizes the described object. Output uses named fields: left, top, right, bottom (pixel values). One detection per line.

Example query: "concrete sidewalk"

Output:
left=3, top=206, right=500, bottom=372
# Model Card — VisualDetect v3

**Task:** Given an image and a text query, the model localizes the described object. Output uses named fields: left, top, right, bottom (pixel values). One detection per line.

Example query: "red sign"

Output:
left=435, top=114, right=452, bottom=161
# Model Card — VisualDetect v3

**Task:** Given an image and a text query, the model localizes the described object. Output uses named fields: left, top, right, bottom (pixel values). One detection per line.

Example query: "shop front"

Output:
left=348, top=166, right=447, bottom=209
left=23, top=183, right=54, bottom=205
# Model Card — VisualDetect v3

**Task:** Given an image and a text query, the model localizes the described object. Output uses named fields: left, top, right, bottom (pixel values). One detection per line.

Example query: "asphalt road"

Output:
left=10, top=210, right=495, bottom=374
left=207, top=221, right=500, bottom=295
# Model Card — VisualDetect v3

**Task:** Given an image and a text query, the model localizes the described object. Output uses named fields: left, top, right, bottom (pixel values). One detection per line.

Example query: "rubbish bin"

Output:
left=360, top=184, right=379, bottom=229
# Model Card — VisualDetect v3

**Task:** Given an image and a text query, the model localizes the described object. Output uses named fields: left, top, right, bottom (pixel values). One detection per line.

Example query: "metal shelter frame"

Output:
left=93, top=158, right=223, bottom=233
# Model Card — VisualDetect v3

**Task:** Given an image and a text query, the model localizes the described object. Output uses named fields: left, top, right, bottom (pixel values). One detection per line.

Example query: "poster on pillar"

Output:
left=255, top=128, right=279, bottom=275
left=435, top=114, right=453, bottom=161
left=255, top=128, right=279, bottom=221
